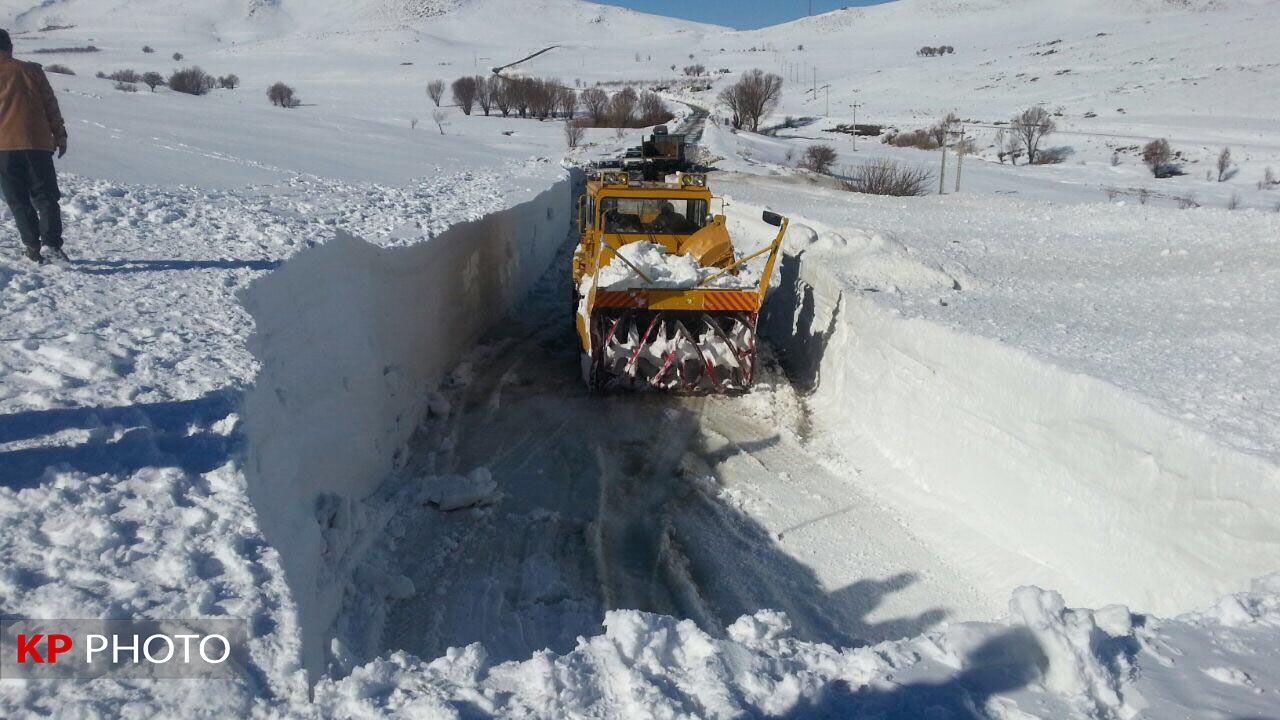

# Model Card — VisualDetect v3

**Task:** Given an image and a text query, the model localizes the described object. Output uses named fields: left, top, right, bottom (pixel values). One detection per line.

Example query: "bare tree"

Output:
left=474, top=76, right=491, bottom=116
left=635, top=90, right=669, bottom=126
left=432, top=109, right=448, bottom=135
left=1217, top=147, right=1232, bottom=182
left=931, top=112, right=960, bottom=146
left=564, top=119, right=585, bottom=148
left=718, top=69, right=783, bottom=132
left=528, top=78, right=557, bottom=119
left=581, top=87, right=609, bottom=125
left=492, top=79, right=512, bottom=117
left=141, top=71, right=164, bottom=91
left=218, top=74, right=240, bottom=90
left=1142, top=138, right=1173, bottom=177
left=1227, top=192, right=1241, bottom=210
left=427, top=79, right=445, bottom=107
left=1011, top=106, right=1055, bottom=164
left=172, top=52, right=183, bottom=61
left=451, top=76, right=479, bottom=115
left=557, top=87, right=578, bottom=120
left=609, top=86, right=638, bottom=127
left=996, top=128, right=1024, bottom=165
left=801, top=144, right=838, bottom=174
left=511, top=78, right=531, bottom=118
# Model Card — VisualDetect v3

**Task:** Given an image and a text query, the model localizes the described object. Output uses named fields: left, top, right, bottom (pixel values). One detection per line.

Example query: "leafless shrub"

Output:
left=1111, top=151, right=1120, bottom=167
left=32, top=46, right=99, bottom=54
left=267, top=81, right=299, bottom=108
left=410, top=117, right=418, bottom=130
left=1175, top=194, right=1199, bottom=209
left=917, top=45, right=955, bottom=57
left=1104, top=186, right=1120, bottom=201
left=801, top=144, right=838, bottom=174
left=113, top=80, right=137, bottom=93
left=1011, top=106, right=1055, bottom=164
left=142, top=45, right=155, bottom=54
left=683, top=64, right=706, bottom=76
left=141, top=71, right=164, bottom=91
left=172, top=52, right=183, bottom=61
left=218, top=74, right=240, bottom=90
left=1138, top=188, right=1151, bottom=205
left=451, top=76, right=479, bottom=115
left=44, top=64, right=74, bottom=75
left=432, top=109, right=447, bottom=135
left=1226, top=192, right=1241, bottom=210
left=1032, top=146, right=1071, bottom=165
left=842, top=159, right=933, bottom=196
left=564, top=119, right=585, bottom=148
left=427, top=79, right=445, bottom=107
left=885, top=129, right=940, bottom=151
left=718, top=68, right=783, bottom=132
left=1217, top=147, right=1232, bottom=182
left=581, top=87, right=609, bottom=125
left=168, top=67, right=213, bottom=96
left=108, top=69, right=141, bottom=83
left=1142, top=138, right=1174, bottom=178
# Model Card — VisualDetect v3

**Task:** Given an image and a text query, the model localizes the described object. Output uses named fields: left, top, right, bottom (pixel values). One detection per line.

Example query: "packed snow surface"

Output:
left=2, top=0, right=1280, bottom=717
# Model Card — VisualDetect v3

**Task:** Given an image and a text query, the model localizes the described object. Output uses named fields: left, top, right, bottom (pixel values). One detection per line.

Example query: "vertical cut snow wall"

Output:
left=763, top=249, right=1280, bottom=617
left=238, top=177, right=571, bottom=682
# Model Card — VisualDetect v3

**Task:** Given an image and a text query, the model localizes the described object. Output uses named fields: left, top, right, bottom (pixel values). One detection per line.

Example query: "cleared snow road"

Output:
left=360, top=218, right=995, bottom=666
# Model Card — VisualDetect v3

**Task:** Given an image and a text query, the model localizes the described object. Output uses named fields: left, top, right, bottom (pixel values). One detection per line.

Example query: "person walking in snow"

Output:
left=0, top=29, right=69, bottom=264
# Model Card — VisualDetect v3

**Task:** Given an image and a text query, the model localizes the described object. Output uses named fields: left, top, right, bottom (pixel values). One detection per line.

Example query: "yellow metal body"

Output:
left=573, top=174, right=789, bottom=354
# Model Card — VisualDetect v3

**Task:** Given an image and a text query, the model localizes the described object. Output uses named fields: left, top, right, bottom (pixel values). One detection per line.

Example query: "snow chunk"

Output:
left=596, top=241, right=758, bottom=290
left=419, top=468, right=499, bottom=511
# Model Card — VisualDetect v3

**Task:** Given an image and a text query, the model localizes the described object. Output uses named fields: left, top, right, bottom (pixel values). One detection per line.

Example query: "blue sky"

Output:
left=594, top=0, right=891, bottom=29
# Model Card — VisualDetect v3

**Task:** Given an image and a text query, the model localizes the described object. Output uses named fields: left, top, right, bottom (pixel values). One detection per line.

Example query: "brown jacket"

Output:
left=0, top=53, right=67, bottom=153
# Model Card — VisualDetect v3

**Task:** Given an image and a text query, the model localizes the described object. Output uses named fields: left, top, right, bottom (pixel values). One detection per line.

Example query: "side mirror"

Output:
left=762, top=211, right=783, bottom=227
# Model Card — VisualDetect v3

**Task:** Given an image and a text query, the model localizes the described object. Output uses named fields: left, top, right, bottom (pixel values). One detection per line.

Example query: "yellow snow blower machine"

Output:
left=573, top=170, right=788, bottom=393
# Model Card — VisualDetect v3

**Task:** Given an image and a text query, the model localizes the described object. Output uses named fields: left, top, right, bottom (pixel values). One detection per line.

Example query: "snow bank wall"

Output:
left=238, top=177, right=571, bottom=682
left=763, top=249, right=1280, bottom=617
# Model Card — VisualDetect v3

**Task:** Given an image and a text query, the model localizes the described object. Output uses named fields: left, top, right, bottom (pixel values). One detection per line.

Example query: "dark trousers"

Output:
left=0, top=150, right=63, bottom=250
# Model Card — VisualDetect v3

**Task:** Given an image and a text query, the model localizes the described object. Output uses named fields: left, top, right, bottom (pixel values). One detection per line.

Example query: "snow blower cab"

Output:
left=573, top=171, right=788, bottom=393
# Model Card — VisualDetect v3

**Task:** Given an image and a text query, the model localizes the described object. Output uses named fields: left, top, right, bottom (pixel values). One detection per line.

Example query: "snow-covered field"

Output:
left=2, top=0, right=1279, bottom=717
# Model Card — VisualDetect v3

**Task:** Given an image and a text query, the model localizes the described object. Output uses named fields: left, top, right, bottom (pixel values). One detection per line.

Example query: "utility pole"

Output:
left=939, top=139, right=948, bottom=195
left=851, top=102, right=861, bottom=150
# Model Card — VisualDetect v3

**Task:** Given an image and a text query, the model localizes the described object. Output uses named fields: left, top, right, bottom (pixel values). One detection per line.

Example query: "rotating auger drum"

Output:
left=587, top=310, right=758, bottom=393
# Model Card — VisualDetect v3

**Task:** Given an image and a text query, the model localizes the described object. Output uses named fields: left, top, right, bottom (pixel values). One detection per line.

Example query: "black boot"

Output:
left=48, top=247, right=70, bottom=262
left=23, top=245, right=46, bottom=264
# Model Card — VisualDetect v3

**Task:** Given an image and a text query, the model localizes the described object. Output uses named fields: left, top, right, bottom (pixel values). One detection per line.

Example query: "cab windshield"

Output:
left=601, top=197, right=708, bottom=235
